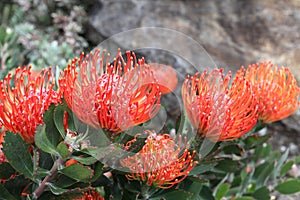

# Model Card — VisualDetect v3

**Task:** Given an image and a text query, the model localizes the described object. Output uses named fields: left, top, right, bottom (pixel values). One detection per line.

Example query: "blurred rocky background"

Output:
left=87, top=0, right=300, bottom=77
left=0, top=0, right=299, bottom=197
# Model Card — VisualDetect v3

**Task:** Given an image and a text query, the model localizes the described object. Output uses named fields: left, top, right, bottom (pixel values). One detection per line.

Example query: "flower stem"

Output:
left=33, top=157, right=64, bottom=199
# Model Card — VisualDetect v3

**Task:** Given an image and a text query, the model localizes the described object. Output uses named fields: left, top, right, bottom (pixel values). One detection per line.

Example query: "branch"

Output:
left=33, top=157, right=64, bottom=199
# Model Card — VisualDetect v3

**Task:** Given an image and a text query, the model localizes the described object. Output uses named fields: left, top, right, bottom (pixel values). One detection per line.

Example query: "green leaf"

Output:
left=222, top=144, right=245, bottom=156
left=275, top=179, right=300, bottom=194
left=150, top=190, right=192, bottom=200
left=234, top=197, right=254, bottom=200
left=189, top=162, right=217, bottom=176
left=48, top=183, right=69, bottom=195
left=213, top=174, right=229, bottom=198
left=89, top=162, right=103, bottom=182
left=231, top=176, right=242, bottom=188
left=273, top=149, right=289, bottom=181
left=60, top=164, right=93, bottom=181
left=187, top=181, right=203, bottom=199
left=54, top=105, right=67, bottom=138
left=92, top=174, right=111, bottom=187
left=246, top=123, right=266, bottom=135
left=111, top=180, right=123, bottom=200
left=35, top=125, right=58, bottom=155
left=0, top=162, right=15, bottom=180
left=4, top=174, right=31, bottom=198
left=256, top=161, right=274, bottom=188
left=199, top=185, right=214, bottom=200
left=72, top=156, right=98, bottom=165
left=0, top=26, right=7, bottom=45
left=227, top=187, right=241, bottom=197
left=294, top=156, right=300, bottom=164
left=187, top=176, right=207, bottom=184
left=57, top=142, right=69, bottom=159
left=33, top=167, right=50, bottom=179
left=280, top=160, right=294, bottom=177
left=55, top=175, right=79, bottom=188
left=0, top=184, right=16, bottom=200
left=37, top=149, right=54, bottom=170
left=43, top=104, right=61, bottom=147
left=123, top=180, right=141, bottom=193
left=214, top=159, right=241, bottom=173
left=2, top=132, right=33, bottom=179
left=254, top=144, right=271, bottom=162
left=38, top=191, right=68, bottom=200
left=240, top=169, right=254, bottom=196
left=215, top=183, right=229, bottom=200
left=243, top=134, right=270, bottom=150
left=253, top=186, right=270, bottom=200
left=65, top=106, right=76, bottom=132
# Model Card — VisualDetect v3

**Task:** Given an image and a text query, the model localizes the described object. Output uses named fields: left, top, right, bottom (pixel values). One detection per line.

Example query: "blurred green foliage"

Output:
left=0, top=0, right=93, bottom=78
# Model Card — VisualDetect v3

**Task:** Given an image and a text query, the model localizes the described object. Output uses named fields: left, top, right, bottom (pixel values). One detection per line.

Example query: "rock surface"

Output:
left=87, top=0, right=300, bottom=134
left=88, top=0, right=300, bottom=76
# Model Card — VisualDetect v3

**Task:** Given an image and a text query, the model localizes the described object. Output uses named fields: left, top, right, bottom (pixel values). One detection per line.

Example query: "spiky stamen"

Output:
left=121, top=131, right=197, bottom=189
left=182, top=68, right=258, bottom=141
left=0, top=66, right=60, bottom=143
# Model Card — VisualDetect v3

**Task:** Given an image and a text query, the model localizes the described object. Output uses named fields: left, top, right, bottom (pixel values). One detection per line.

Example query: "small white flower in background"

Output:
left=258, top=127, right=267, bottom=136
left=289, top=164, right=299, bottom=178
left=170, top=128, right=176, bottom=139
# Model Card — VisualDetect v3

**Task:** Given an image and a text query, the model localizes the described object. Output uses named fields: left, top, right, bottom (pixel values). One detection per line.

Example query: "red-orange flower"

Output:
left=59, top=49, right=177, bottom=134
left=120, top=131, right=196, bottom=189
left=75, top=189, right=104, bottom=200
left=242, top=61, right=300, bottom=123
left=182, top=68, right=258, bottom=141
left=0, top=66, right=60, bottom=143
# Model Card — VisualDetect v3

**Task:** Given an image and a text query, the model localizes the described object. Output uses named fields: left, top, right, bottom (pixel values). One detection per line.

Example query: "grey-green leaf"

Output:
left=60, top=164, right=93, bottom=182
left=215, top=183, right=229, bottom=200
left=275, top=179, right=300, bottom=194
left=35, top=125, right=58, bottom=155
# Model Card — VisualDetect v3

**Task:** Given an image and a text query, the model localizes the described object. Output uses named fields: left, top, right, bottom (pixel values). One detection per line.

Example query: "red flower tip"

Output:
left=59, top=49, right=164, bottom=134
left=0, top=66, right=60, bottom=143
left=120, top=130, right=196, bottom=189
left=243, top=61, right=300, bottom=123
left=148, top=63, right=178, bottom=94
left=182, top=68, right=258, bottom=141
left=65, top=158, right=79, bottom=166
left=75, top=189, right=104, bottom=200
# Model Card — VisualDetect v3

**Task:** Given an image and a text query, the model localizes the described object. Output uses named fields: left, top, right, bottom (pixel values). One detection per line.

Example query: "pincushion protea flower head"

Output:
left=241, top=61, right=300, bottom=123
left=182, top=68, right=259, bottom=141
left=0, top=66, right=60, bottom=143
left=120, top=130, right=197, bottom=189
left=59, top=49, right=177, bottom=134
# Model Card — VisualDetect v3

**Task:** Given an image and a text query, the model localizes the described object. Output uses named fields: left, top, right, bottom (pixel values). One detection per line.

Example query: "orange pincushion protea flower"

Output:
left=0, top=66, right=60, bottom=143
left=75, top=189, right=104, bottom=200
left=120, top=131, right=196, bottom=189
left=59, top=49, right=177, bottom=134
left=242, top=61, right=300, bottom=123
left=182, top=68, right=258, bottom=141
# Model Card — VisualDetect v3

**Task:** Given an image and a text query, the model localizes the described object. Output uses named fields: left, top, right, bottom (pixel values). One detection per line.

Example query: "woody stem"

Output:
left=32, top=157, right=64, bottom=199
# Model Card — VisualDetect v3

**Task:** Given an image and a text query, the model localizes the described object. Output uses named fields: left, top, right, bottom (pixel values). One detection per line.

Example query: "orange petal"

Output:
left=149, top=63, right=178, bottom=94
